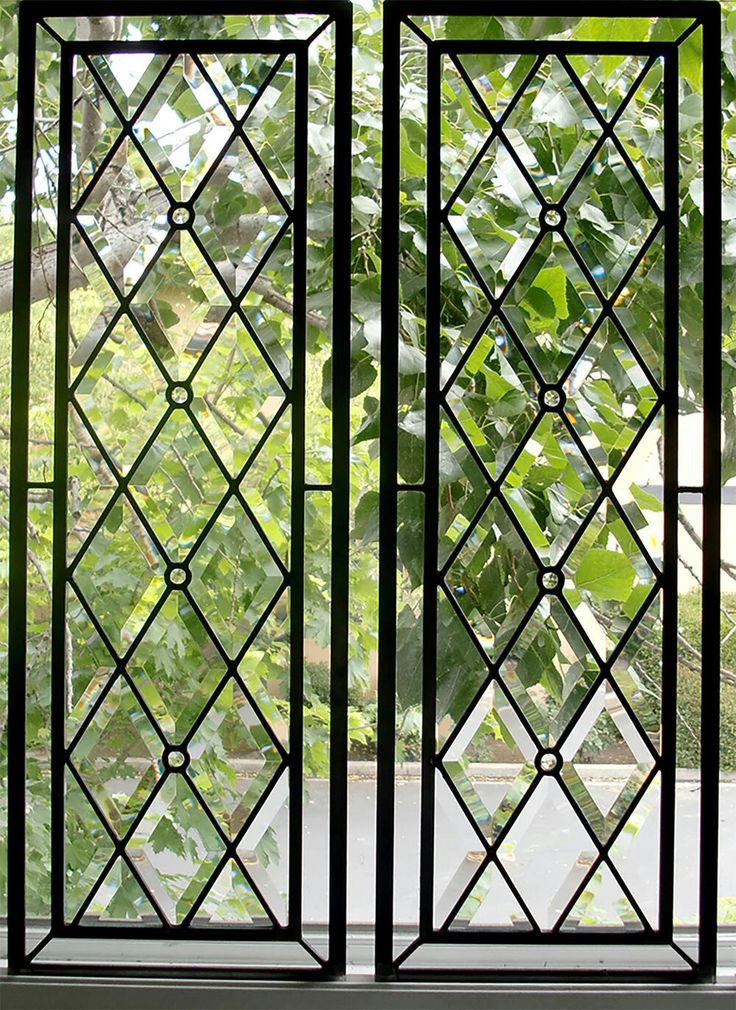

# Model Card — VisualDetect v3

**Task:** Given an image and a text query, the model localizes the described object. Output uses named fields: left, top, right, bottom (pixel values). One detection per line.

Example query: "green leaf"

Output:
left=574, top=549, right=636, bottom=602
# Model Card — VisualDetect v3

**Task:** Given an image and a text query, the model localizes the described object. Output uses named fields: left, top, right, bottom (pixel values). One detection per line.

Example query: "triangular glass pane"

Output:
left=610, top=410, right=664, bottom=570
left=435, top=591, right=489, bottom=733
left=135, top=55, right=233, bottom=201
left=130, top=231, right=229, bottom=380
left=66, top=588, right=116, bottom=744
left=238, top=55, right=295, bottom=203
left=238, top=592, right=290, bottom=748
left=129, top=413, right=230, bottom=561
left=64, top=772, right=115, bottom=920
left=128, top=592, right=227, bottom=741
left=565, top=54, right=654, bottom=122
left=73, top=496, right=166, bottom=652
left=615, top=61, right=665, bottom=207
left=501, top=232, right=601, bottom=382
left=240, top=229, right=294, bottom=384
left=433, top=769, right=486, bottom=928
left=560, top=861, right=644, bottom=931
left=611, top=227, right=664, bottom=386
left=609, top=772, right=660, bottom=929
left=66, top=412, right=117, bottom=562
left=88, top=53, right=169, bottom=121
left=562, top=496, right=658, bottom=658
left=455, top=52, right=538, bottom=123
left=191, top=315, right=286, bottom=478
left=610, top=598, right=662, bottom=754
left=69, top=258, right=119, bottom=378
left=76, top=157, right=169, bottom=297
left=195, top=859, right=271, bottom=925
left=440, top=53, right=496, bottom=207
left=199, top=52, right=281, bottom=121
left=72, top=64, right=124, bottom=204
left=438, top=408, right=491, bottom=567
left=236, top=771, right=289, bottom=926
left=241, top=405, right=292, bottom=565
left=83, top=858, right=159, bottom=922
left=451, top=860, right=533, bottom=930
left=444, top=496, right=538, bottom=664
left=439, top=255, right=492, bottom=371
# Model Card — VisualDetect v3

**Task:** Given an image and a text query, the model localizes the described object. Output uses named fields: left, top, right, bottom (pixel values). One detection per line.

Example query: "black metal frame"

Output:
left=377, top=1, right=722, bottom=982
left=8, top=0, right=351, bottom=978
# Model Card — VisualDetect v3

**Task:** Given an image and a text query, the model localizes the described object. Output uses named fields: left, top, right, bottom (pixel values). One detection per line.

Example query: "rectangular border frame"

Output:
left=8, top=0, right=352, bottom=980
left=376, top=0, right=722, bottom=983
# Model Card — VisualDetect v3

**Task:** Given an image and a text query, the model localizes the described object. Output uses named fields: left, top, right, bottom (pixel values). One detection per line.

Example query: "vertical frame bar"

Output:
left=50, top=43, right=73, bottom=932
left=328, top=6, right=352, bottom=979
left=7, top=2, right=37, bottom=973
left=288, top=39, right=307, bottom=939
left=659, top=43, right=679, bottom=945
left=375, top=3, right=401, bottom=980
left=699, top=2, right=722, bottom=980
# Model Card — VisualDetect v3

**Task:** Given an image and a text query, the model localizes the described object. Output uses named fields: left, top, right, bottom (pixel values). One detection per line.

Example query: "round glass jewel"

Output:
left=544, top=207, right=562, bottom=227
left=170, top=567, right=187, bottom=586
left=542, top=571, right=559, bottom=591
left=171, top=385, right=189, bottom=405
left=172, top=206, right=191, bottom=226
left=167, top=749, right=186, bottom=769
left=540, top=752, right=558, bottom=773
left=543, top=388, right=561, bottom=408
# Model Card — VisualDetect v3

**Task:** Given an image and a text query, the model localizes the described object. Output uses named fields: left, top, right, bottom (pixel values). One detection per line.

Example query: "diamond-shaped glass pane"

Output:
left=501, top=56, right=602, bottom=203
left=566, top=139, right=659, bottom=296
left=76, top=158, right=169, bottom=296
left=446, top=136, right=541, bottom=298
left=501, top=411, right=600, bottom=564
left=189, top=496, right=283, bottom=659
left=444, top=497, right=538, bottom=664
left=195, top=137, right=288, bottom=295
left=501, top=777, right=596, bottom=930
left=126, top=774, right=224, bottom=925
left=191, top=314, right=286, bottom=477
left=445, top=322, right=538, bottom=481
left=502, top=232, right=601, bottom=381
left=74, top=315, right=168, bottom=475
left=562, top=497, right=658, bottom=658
left=442, top=680, right=537, bottom=845
left=130, top=231, right=230, bottom=380
left=500, top=596, right=599, bottom=748
left=565, top=320, right=659, bottom=481
left=71, top=676, right=162, bottom=838
left=128, top=593, right=227, bottom=741
left=129, top=414, right=229, bottom=562
left=561, top=680, right=656, bottom=842
left=189, top=678, right=282, bottom=838
left=73, top=496, right=166, bottom=652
